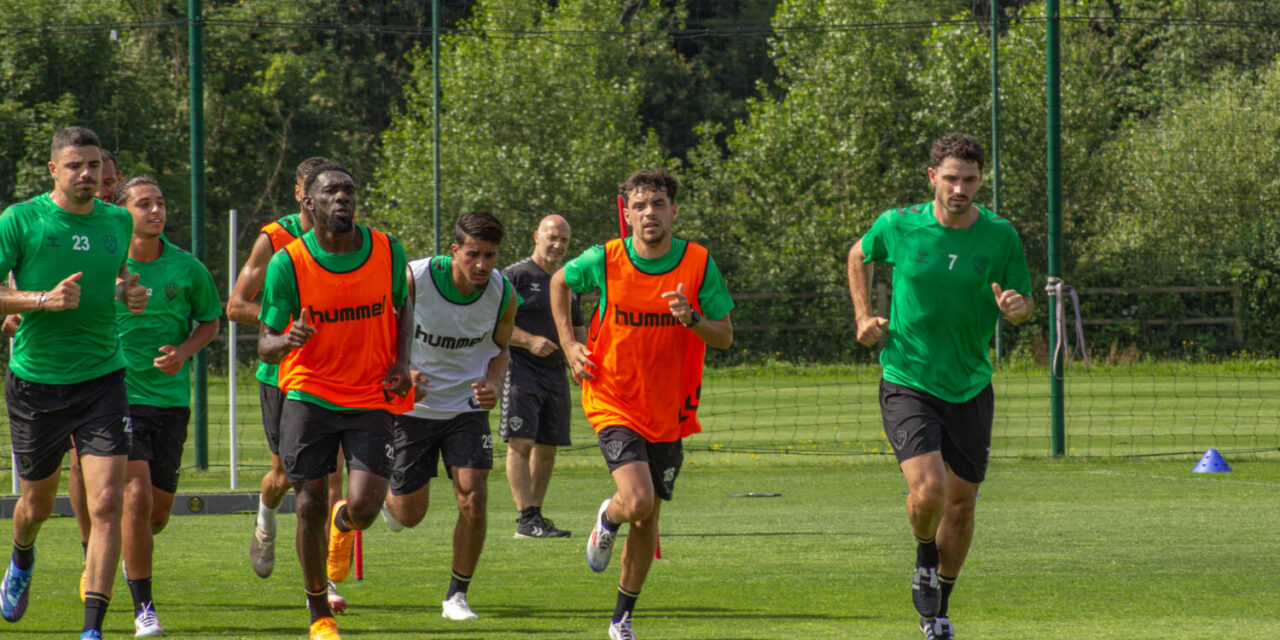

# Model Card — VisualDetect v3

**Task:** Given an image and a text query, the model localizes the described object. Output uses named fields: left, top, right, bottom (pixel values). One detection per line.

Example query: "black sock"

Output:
left=333, top=504, right=352, bottom=533
left=519, top=506, right=538, bottom=521
left=306, top=588, right=330, bottom=624
left=601, top=509, right=620, bottom=533
left=82, top=591, right=110, bottom=633
left=447, top=570, right=472, bottom=598
left=914, top=535, right=938, bottom=567
left=127, top=577, right=153, bottom=614
left=11, top=540, right=34, bottom=571
left=80, top=540, right=88, bottom=558
left=938, top=575, right=957, bottom=617
left=613, top=586, right=639, bottom=624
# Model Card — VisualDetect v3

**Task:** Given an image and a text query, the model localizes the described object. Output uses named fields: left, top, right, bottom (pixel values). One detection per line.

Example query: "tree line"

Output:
left=3, top=0, right=1279, bottom=361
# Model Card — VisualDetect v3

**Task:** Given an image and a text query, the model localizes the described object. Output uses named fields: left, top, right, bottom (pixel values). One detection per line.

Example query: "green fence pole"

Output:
left=1046, top=0, right=1064, bottom=456
left=432, top=0, right=441, bottom=255
left=189, top=0, right=208, bottom=469
left=991, top=0, right=1002, bottom=366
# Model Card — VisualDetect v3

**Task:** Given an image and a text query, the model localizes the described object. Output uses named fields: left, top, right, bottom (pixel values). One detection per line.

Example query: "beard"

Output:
left=325, top=214, right=354, bottom=234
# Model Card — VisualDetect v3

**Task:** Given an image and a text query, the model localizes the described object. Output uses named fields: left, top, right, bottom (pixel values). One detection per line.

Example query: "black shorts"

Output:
left=390, top=412, right=493, bottom=495
left=879, top=379, right=994, bottom=484
left=259, top=382, right=286, bottom=455
left=278, top=399, right=395, bottom=484
left=128, top=405, right=191, bottom=494
left=597, top=426, right=683, bottom=502
left=499, top=366, right=572, bottom=446
left=6, top=368, right=131, bottom=481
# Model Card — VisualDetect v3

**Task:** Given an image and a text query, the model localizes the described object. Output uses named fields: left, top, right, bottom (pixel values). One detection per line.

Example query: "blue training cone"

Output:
left=1192, top=448, right=1232, bottom=473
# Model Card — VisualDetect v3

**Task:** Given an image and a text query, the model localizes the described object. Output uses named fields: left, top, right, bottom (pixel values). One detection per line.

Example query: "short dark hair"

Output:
left=100, top=148, right=118, bottom=172
left=50, top=126, right=101, bottom=160
left=453, top=211, right=505, bottom=247
left=303, top=161, right=352, bottom=196
left=618, top=169, right=678, bottom=205
left=295, top=156, right=330, bottom=185
left=116, top=175, right=160, bottom=206
left=929, top=132, right=985, bottom=171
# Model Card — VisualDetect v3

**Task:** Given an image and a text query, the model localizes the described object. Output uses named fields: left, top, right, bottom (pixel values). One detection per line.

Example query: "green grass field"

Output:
left=3, top=360, right=1279, bottom=637
left=142, top=361, right=1280, bottom=482
left=7, top=455, right=1280, bottom=639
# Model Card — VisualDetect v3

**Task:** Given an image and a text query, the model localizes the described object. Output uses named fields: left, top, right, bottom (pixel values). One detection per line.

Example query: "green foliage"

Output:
left=367, top=0, right=671, bottom=259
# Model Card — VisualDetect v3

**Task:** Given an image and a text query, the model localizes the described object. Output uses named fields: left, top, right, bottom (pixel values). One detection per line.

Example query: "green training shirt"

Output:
left=561, top=237, right=735, bottom=322
left=861, top=202, right=1032, bottom=403
left=0, top=193, right=133, bottom=384
left=255, top=213, right=307, bottom=387
left=117, top=235, right=222, bottom=408
left=259, top=224, right=408, bottom=411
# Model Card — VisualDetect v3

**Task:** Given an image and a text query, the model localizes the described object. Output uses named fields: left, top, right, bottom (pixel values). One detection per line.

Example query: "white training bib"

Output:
left=407, top=256, right=504, bottom=419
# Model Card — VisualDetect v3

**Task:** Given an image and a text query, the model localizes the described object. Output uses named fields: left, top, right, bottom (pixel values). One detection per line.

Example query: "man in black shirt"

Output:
left=500, top=215, right=585, bottom=538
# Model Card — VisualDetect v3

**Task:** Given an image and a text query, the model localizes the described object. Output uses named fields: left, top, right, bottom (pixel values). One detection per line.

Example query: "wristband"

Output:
left=37, top=291, right=46, bottom=311
left=682, top=310, right=702, bottom=328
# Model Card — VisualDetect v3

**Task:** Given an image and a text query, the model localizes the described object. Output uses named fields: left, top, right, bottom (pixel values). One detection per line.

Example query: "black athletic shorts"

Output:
left=128, top=405, right=191, bottom=494
left=390, top=412, right=493, bottom=495
left=499, top=366, right=572, bottom=446
left=879, top=379, right=994, bottom=484
left=597, top=426, right=683, bottom=502
left=259, top=382, right=286, bottom=455
left=6, top=368, right=131, bottom=481
left=278, top=399, right=395, bottom=484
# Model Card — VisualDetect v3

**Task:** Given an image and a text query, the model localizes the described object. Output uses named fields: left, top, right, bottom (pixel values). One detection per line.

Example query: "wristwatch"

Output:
left=683, top=310, right=702, bottom=328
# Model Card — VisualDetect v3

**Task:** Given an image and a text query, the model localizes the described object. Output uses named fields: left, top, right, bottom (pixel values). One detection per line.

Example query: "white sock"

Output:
left=257, top=498, right=278, bottom=532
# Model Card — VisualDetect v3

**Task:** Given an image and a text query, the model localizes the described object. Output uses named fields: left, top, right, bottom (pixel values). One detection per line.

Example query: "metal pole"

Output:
left=228, top=209, right=238, bottom=489
left=1046, top=0, right=1065, bottom=456
left=189, top=0, right=209, bottom=469
left=432, top=0, right=442, bottom=255
left=991, top=0, right=1003, bottom=366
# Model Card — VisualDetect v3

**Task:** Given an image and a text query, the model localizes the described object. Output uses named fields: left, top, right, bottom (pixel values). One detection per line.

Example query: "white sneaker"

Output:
left=134, top=602, right=164, bottom=638
left=586, top=499, right=618, bottom=572
left=441, top=592, right=478, bottom=621
left=327, top=579, right=348, bottom=614
left=381, top=503, right=404, bottom=533
left=250, top=524, right=276, bottom=578
left=609, top=612, right=636, bottom=640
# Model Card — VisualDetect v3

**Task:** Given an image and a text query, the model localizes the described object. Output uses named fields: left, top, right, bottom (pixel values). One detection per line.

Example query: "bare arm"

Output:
left=258, top=309, right=315, bottom=365
left=510, top=325, right=559, bottom=357
left=847, top=238, right=888, bottom=346
left=382, top=267, right=415, bottom=397
left=227, top=233, right=276, bottom=326
left=661, top=282, right=733, bottom=350
left=472, top=288, right=516, bottom=410
left=551, top=268, right=595, bottom=383
left=154, top=318, right=221, bottom=376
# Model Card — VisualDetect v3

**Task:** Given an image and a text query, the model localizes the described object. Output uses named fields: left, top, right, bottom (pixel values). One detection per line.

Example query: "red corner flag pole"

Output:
left=354, top=530, right=364, bottom=580
left=617, top=193, right=658, bottom=558
left=617, top=195, right=630, bottom=239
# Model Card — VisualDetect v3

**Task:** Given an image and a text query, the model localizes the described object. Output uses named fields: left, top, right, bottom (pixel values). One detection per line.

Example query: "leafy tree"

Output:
left=367, top=0, right=669, bottom=259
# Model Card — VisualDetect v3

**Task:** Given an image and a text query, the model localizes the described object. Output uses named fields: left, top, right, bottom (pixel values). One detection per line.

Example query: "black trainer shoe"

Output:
left=920, top=615, right=955, bottom=640
left=912, top=565, right=940, bottom=617
left=515, top=514, right=571, bottom=538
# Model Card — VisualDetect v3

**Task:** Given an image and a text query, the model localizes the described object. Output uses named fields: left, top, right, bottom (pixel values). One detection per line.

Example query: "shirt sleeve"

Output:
left=859, top=210, right=896, bottom=264
left=259, top=249, right=299, bottom=332
left=389, top=236, right=408, bottom=307
left=999, top=224, right=1033, bottom=298
left=561, top=245, right=606, bottom=294
left=0, top=206, right=23, bottom=276
left=697, top=254, right=735, bottom=321
left=188, top=257, right=223, bottom=322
